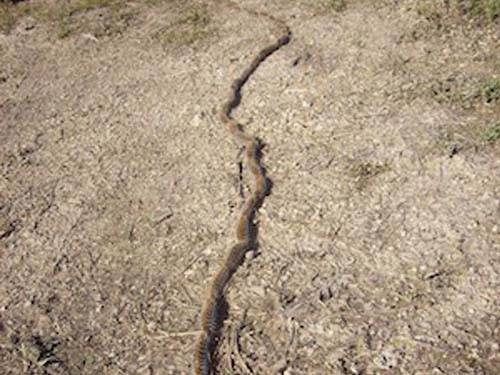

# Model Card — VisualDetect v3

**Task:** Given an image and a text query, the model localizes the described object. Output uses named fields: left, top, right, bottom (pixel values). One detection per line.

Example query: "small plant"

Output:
left=154, top=5, right=213, bottom=47
left=484, top=122, right=500, bottom=143
left=416, top=0, right=500, bottom=24
left=0, top=1, right=29, bottom=34
left=327, top=0, right=346, bottom=12
left=459, top=0, right=500, bottom=21
left=0, top=0, right=132, bottom=38
left=487, top=0, right=500, bottom=20
left=54, top=0, right=120, bottom=39
left=481, top=78, right=500, bottom=103
left=56, top=18, right=70, bottom=39
left=66, top=0, right=114, bottom=15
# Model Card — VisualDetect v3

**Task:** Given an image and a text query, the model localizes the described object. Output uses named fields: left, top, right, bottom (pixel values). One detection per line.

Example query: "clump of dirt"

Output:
left=350, top=161, right=391, bottom=191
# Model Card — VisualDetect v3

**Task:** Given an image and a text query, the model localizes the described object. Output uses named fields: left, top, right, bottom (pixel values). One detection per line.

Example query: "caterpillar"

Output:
left=194, top=3, right=291, bottom=374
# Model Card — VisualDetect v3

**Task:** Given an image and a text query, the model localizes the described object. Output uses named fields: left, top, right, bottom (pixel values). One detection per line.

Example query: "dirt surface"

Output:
left=1, top=0, right=499, bottom=374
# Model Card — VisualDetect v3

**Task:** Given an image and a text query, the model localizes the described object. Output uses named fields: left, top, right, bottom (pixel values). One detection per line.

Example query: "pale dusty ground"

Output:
left=1, top=0, right=499, bottom=374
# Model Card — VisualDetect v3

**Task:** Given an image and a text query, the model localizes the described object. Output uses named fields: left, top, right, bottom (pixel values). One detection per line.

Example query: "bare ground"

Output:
left=1, top=0, right=499, bottom=374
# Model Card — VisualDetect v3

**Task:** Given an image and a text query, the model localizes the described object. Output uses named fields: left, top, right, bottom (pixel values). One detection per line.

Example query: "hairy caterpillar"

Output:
left=194, top=3, right=291, bottom=374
